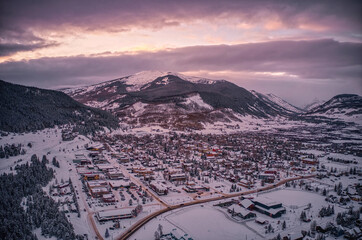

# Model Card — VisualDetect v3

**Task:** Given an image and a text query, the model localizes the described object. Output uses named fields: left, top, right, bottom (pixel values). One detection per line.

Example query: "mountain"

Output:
left=304, top=94, right=362, bottom=123
left=0, top=80, right=119, bottom=133
left=64, top=71, right=300, bottom=130
left=303, top=98, right=324, bottom=111
left=251, top=91, right=303, bottom=114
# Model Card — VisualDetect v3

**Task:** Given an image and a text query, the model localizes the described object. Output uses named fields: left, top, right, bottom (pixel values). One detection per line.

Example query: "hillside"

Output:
left=0, top=80, right=119, bottom=133
left=64, top=72, right=302, bottom=130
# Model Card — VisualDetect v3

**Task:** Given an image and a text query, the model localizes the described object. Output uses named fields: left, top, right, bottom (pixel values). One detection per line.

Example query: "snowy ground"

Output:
left=131, top=203, right=261, bottom=240
left=131, top=184, right=361, bottom=240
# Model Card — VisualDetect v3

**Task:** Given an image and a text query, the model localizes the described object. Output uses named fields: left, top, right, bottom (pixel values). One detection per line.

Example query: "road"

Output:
left=117, top=174, right=316, bottom=240
left=75, top=174, right=104, bottom=240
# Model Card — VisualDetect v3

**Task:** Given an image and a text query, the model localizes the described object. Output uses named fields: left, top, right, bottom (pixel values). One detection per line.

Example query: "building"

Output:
left=102, top=193, right=116, bottom=202
left=96, top=208, right=134, bottom=221
left=169, top=173, right=187, bottom=182
left=150, top=181, right=168, bottom=195
left=240, top=199, right=254, bottom=210
left=214, top=199, right=238, bottom=207
left=87, top=180, right=110, bottom=197
left=89, top=187, right=111, bottom=198
left=238, top=179, right=254, bottom=189
left=83, top=173, right=101, bottom=181
left=107, top=170, right=124, bottom=180
left=301, top=158, right=319, bottom=165
left=73, top=154, right=91, bottom=165
left=252, top=197, right=286, bottom=218
left=184, top=185, right=210, bottom=193
left=227, top=204, right=256, bottom=219
left=108, top=180, right=132, bottom=189
left=97, top=164, right=115, bottom=172
left=258, top=173, right=275, bottom=183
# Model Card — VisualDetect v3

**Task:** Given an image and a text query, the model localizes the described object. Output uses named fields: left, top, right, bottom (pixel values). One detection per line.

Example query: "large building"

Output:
left=96, top=208, right=134, bottom=221
left=150, top=181, right=168, bottom=195
left=73, top=154, right=91, bottom=165
left=252, top=197, right=286, bottom=218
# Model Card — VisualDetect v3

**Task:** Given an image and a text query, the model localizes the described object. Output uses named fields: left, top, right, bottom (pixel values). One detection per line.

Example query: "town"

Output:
left=0, top=127, right=361, bottom=240
left=60, top=130, right=361, bottom=240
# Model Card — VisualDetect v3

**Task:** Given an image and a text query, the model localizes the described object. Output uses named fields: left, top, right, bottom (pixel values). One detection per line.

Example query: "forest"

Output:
left=0, top=154, right=83, bottom=239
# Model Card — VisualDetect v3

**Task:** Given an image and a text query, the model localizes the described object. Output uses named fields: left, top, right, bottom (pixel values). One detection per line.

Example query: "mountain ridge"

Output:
left=0, top=80, right=119, bottom=133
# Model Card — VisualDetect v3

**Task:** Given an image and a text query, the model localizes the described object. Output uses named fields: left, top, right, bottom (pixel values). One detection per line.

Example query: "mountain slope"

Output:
left=303, top=98, right=324, bottom=111
left=251, top=91, right=303, bottom=114
left=304, top=94, right=362, bottom=123
left=0, top=80, right=119, bottom=133
left=65, top=71, right=291, bottom=117
left=64, top=71, right=316, bottom=130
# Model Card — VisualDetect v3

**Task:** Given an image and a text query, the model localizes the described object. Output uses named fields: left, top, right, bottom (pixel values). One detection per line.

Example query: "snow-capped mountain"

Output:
left=251, top=91, right=304, bottom=114
left=64, top=71, right=302, bottom=130
left=304, top=94, right=362, bottom=124
left=303, top=98, right=325, bottom=111
left=63, top=71, right=362, bottom=130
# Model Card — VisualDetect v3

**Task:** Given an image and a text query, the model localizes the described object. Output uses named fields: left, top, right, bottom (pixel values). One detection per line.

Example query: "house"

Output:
left=227, top=204, right=256, bottom=219
left=215, top=199, right=238, bottom=207
left=255, top=217, right=268, bottom=225
left=344, top=227, right=361, bottom=239
left=161, top=230, right=193, bottom=240
left=284, top=232, right=304, bottom=240
left=238, top=179, right=254, bottom=189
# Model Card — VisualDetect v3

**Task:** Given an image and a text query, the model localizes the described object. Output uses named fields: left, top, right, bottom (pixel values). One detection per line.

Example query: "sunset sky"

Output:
left=0, top=0, right=361, bottom=106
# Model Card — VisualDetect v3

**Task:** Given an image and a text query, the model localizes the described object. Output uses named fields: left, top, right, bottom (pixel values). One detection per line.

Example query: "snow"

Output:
left=251, top=90, right=303, bottom=113
left=304, top=98, right=325, bottom=111
left=64, top=71, right=223, bottom=96
left=264, top=93, right=303, bottom=113
left=183, top=94, right=213, bottom=110
left=131, top=204, right=260, bottom=240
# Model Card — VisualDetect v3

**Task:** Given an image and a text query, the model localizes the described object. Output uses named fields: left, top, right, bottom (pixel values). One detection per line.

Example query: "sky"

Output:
left=0, top=0, right=361, bottom=107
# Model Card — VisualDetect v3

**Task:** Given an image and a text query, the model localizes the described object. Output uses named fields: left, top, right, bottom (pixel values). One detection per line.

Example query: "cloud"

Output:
left=0, top=28, right=59, bottom=56
left=1, top=1, right=361, bottom=39
left=0, top=39, right=360, bottom=84
left=0, top=39, right=361, bottom=105
left=0, top=42, right=58, bottom=57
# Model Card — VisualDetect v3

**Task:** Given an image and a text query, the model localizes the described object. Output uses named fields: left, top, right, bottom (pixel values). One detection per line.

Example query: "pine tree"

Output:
left=158, top=224, right=163, bottom=236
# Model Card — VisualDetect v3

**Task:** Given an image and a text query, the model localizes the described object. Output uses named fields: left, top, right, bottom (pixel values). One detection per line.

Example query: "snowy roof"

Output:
left=150, top=181, right=168, bottom=191
left=109, top=180, right=130, bottom=187
left=97, top=208, right=133, bottom=218
left=240, top=199, right=254, bottom=209
left=253, top=196, right=279, bottom=207
left=227, top=204, right=253, bottom=217
left=102, top=193, right=114, bottom=199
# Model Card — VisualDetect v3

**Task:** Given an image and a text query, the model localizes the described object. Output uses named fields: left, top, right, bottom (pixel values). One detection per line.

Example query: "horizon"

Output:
left=0, top=0, right=361, bottom=106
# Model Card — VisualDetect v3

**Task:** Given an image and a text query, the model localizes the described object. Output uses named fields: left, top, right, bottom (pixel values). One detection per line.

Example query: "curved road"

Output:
left=117, top=174, right=315, bottom=240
